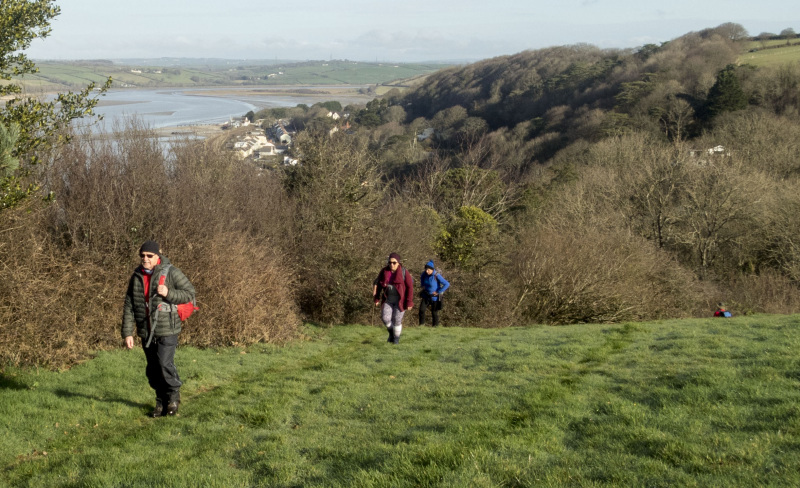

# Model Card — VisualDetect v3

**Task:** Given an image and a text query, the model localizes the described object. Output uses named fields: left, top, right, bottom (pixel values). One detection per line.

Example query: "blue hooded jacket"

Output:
left=419, top=260, right=449, bottom=301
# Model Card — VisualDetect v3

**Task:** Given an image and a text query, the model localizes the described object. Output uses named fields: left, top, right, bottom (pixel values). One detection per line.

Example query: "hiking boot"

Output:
left=151, top=399, right=164, bottom=418
left=166, top=401, right=180, bottom=416
left=387, top=328, right=394, bottom=343
left=392, top=335, right=400, bottom=345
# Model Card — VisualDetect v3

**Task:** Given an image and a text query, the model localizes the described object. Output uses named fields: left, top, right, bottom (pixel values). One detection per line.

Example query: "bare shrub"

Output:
left=371, top=197, right=444, bottom=269
left=750, top=181, right=800, bottom=282
left=43, top=121, right=171, bottom=257
left=176, top=233, right=300, bottom=347
left=295, top=237, right=381, bottom=325
left=748, top=64, right=800, bottom=117
left=708, top=110, right=800, bottom=179
left=0, top=202, right=125, bottom=368
left=664, top=155, right=769, bottom=277
left=562, top=133, right=773, bottom=280
left=724, top=271, right=800, bottom=315
left=167, top=136, right=295, bottom=248
left=436, top=266, right=519, bottom=328
left=510, top=224, right=704, bottom=324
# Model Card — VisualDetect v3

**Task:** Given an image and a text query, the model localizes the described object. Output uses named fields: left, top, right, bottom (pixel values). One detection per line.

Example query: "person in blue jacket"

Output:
left=418, top=260, right=450, bottom=327
left=714, top=302, right=732, bottom=317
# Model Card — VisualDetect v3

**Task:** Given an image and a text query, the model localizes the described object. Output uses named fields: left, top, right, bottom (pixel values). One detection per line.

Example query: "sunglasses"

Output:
left=389, top=261, right=399, bottom=265
left=140, top=253, right=157, bottom=259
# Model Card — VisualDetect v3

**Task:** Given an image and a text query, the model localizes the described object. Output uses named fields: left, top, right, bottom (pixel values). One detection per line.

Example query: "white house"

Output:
left=417, top=128, right=435, bottom=141
left=234, top=134, right=272, bottom=159
left=256, top=142, right=277, bottom=158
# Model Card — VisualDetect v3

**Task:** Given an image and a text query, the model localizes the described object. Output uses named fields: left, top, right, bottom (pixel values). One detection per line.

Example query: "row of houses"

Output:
left=232, top=132, right=275, bottom=159
left=226, top=119, right=298, bottom=165
left=267, top=120, right=293, bottom=145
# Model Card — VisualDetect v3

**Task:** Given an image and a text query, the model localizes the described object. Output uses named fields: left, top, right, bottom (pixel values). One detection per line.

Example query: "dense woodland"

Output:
left=4, top=23, right=800, bottom=367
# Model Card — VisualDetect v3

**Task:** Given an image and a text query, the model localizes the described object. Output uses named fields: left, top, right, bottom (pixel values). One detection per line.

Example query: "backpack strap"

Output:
left=432, top=271, right=447, bottom=299
left=145, top=264, right=172, bottom=347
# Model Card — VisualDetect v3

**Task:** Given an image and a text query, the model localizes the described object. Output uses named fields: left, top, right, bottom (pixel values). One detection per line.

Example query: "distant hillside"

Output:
left=14, top=59, right=451, bottom=92
left=396, top=24, right=799, bottom=163
left=405, top=31, right=742, bottom=124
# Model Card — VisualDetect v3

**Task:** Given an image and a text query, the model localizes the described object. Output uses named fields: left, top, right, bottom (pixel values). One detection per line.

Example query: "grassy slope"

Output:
left=740, top=41, right=800, bottom=67
left=2, top=316, right=800, bottom=487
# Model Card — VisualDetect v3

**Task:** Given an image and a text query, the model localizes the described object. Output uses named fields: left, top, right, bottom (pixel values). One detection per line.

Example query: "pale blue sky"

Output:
left=25, top=0, right=800, bottom=62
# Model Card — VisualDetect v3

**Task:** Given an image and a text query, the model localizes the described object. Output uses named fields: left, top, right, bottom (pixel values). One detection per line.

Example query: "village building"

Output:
left=417, top=128, right=435, bottom=141
left=233, top=132, right=270, bottom=159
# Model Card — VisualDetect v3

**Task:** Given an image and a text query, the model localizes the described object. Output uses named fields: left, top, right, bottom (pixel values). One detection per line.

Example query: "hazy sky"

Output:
left=24, top=1, right=800, bottom=62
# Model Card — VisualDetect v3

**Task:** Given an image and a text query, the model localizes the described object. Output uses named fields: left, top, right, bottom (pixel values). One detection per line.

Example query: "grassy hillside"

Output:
left=739, top=43, right=800, bottom=67
left=13, top=60, right=449, bottom=91
left=2, top=315, right=800, bottom=487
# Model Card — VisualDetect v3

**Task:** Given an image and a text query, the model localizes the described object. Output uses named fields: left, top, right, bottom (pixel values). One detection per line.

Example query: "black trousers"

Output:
left=418, top=295, right=442, bottom=326
left=143, top=334, right=182, bottom=403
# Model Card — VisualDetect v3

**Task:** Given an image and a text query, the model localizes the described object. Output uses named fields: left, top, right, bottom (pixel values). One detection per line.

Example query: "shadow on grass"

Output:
left=0, top=374, right=28, bottom=390
left=51, top=388, right=150, bottom=410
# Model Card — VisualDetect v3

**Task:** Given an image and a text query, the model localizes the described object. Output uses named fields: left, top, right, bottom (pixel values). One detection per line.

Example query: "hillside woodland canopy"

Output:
left=3, top=20, right=800, bottom=368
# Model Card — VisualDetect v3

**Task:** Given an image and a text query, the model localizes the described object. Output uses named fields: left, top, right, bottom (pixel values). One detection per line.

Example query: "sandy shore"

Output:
left=183, top=86, right=375, bottom=107
left=94, top=99, right=147, bottom=107
left=152, top=124, right=225, bottom=138
left=184, top=86, right=369, bottom=98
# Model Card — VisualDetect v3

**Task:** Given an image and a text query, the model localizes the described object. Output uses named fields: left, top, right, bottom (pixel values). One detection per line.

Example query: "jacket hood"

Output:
left=425, top=260, right=435, bottom=270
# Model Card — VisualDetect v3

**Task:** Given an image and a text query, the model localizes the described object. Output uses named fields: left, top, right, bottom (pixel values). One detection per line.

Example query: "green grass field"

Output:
left=2, top=316, right=800, bottom=487
left=740, top=41, right=800, bottom=67
left=13, top=61, right=448, bottom=91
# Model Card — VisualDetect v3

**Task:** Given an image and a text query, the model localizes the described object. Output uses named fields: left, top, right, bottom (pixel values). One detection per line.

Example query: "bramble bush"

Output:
left=509, top=223, right=706, bottom=324
left=0, top=122, right=301, bottom=368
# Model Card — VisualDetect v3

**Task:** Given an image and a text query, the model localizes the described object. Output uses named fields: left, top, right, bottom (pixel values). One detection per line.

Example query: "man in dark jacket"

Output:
left=122, top=240, right=195, bottom=417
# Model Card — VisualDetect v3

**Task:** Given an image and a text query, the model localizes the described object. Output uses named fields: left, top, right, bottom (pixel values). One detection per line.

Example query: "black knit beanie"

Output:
left=139, top=240, right=160, bottom=255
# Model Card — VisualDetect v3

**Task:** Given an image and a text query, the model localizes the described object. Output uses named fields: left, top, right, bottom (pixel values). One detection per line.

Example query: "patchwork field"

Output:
left=11, top=60, right=448, bottom=93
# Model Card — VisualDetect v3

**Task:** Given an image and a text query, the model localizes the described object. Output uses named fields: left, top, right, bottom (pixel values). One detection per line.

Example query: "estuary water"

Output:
left=88, top=86, right=369, bottom=132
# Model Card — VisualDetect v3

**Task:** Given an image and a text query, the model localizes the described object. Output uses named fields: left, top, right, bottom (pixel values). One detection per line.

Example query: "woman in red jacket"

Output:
left=372, top=252, right=413, bottom=344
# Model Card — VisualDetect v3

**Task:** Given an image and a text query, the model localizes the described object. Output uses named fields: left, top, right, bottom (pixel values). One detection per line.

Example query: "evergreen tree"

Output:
left=705, top=64, right=748, bottom=119
left=0, top=122, right=20, bottom=178
left=1, top=0, right=111, bottom=210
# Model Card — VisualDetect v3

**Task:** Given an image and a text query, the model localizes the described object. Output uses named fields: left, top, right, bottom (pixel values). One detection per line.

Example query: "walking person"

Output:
left=418, top=260, right=450, bottom=327
left=372, top=253, right=413, bottom=344
left=122, top=240, right=196, bottom=417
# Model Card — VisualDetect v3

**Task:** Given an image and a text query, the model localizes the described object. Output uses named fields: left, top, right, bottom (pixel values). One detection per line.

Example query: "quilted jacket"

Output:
left=121, top=255, right=195, bottom=340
